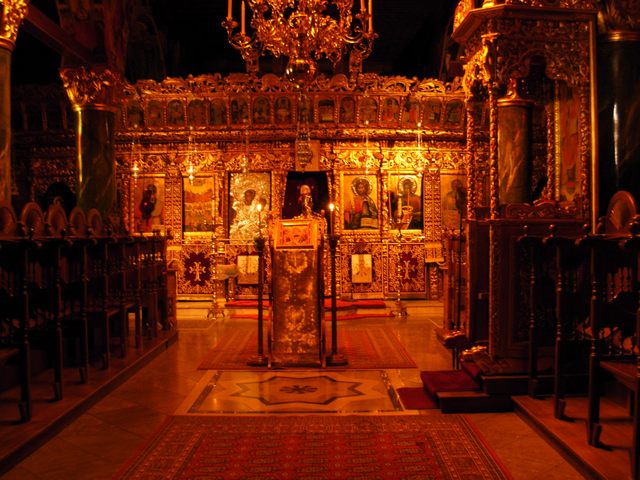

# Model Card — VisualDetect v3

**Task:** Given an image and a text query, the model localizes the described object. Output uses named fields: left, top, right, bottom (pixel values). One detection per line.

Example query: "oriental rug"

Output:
left=197, top=326, right=417, bottom=370
left=116, top=414, right=511, bottom=479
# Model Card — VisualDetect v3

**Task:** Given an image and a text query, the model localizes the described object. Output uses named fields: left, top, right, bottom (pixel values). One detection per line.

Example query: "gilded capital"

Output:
left=597, top=0, right=640, bottom=34
left=0, top=0, right=28, bottom=50
left=60, top=67, right=121, bottom=111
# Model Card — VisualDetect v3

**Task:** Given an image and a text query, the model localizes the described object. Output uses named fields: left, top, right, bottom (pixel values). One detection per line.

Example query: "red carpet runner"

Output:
left=197, top=326, right=417, bottom=370
left=116, top=415, right=511, bottom=479
left=225, top=299, right=388, bottom=309
left=224, top=299, right=393, bottom=321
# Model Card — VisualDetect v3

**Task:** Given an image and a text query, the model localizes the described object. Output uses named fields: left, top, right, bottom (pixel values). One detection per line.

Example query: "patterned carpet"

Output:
left=116, top=415, right=511, bottom=479
left=197, top=326, right=417, bottom=370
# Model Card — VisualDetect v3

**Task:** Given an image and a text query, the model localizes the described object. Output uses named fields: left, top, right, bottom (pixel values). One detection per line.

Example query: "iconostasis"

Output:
left=19, top=73, right=488, bottom=301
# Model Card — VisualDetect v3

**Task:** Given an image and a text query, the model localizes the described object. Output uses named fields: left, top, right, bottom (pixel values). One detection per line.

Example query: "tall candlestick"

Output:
left=228, top=0, right=232, bottom=19
left=368, top=0, right=373, bottom=32
left=256, top=202, right=263, bottom=236
left=360, top=0, right=365, bottom=11
left=241, top=1, right=246, bottom=35
left=329, top=202, right=335, bottom=235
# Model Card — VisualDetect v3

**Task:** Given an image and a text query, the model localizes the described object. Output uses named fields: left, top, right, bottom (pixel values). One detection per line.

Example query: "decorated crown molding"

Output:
left=454, top=0, right=597, bottom=40
left=131, top=72, right=463, bottom=97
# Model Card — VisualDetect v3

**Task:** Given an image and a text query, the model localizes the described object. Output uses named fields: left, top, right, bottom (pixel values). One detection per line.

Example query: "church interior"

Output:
left=1, top=0, right=640, bottom=478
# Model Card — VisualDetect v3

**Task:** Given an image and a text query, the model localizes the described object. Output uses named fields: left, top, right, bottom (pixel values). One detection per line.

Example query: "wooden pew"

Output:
left=124, top=236, right=144, bottom=348
left=79, top=209, right=136, bottom=370
left=516, top=226, right=549, bottom=398
left=23, top=203, right=91, bottom=394
left=517, top=222, right=588, bottom=408
left=104, top=230, right=142, bottom=358
left=543, top=225, right=590, bottom=419
left=83, top=231, right=119, bottom=370
left=21, top=203, right=69, bottom=404
left=153, top=231, right=171, bottom=332
left=27, top=231, right=66, bottom=398
left=138, top=234, right=159, bottom=340
left=0, top=204, right=32, bottom=422
left=62, top=207, right=95, bottom=383
left=584, top=191, right=640, bottom=478
left=0, top=203, right=171, bottom=423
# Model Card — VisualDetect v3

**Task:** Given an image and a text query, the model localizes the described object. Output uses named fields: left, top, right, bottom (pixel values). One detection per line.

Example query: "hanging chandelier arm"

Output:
left=225, top=0, right=376, bottom=83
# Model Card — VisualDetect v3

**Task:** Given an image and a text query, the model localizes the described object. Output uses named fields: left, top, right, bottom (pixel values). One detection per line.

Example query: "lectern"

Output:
left=270, top=219, right=325, bottom=367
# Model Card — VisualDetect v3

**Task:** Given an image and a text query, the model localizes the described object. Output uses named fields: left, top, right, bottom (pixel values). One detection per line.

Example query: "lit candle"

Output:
left=360, top=0, right=365, bottom=12
left=241, top=0, right=246, bottom=35
left=368, top=0, right=373, bottom=31
left=228, top=0, right=233, bottom=19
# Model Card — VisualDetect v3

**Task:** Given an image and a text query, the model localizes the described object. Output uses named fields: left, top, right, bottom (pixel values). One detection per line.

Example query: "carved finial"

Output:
left=505, top=77, right=521, bottom=100
left=581, top=223, right=591, bottom=237
left=630, top=215, right=640, bottom=236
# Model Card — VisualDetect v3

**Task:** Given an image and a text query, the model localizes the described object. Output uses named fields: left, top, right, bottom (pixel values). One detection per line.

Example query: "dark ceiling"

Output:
left=12, top=0, right=460, bottom=86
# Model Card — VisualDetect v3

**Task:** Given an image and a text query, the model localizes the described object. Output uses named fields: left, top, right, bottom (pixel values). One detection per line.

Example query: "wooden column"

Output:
left=597, top=29, right=640, bottom=214
left=61, top=67, right=120, bottom=222
left=497, top=80, right=533, bottom=205
left=0, top=1, right=28, bottom=205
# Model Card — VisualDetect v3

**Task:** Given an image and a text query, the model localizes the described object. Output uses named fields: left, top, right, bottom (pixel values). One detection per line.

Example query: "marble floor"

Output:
left=1, top=300, right=586, bottom=479
left=179, top=369, right=403, bottom=414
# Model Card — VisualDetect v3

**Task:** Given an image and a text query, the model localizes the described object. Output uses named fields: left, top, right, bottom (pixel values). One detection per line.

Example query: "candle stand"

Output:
left=247, top=234, right=268, bottom=366
left=326, top=233, right=348, bottom=366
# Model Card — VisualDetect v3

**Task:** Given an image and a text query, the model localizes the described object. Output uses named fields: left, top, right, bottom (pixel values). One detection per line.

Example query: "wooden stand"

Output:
left=269, top=219, right=325, bottom=367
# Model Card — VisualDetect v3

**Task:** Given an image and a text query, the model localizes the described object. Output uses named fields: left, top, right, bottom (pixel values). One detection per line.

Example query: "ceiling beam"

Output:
left=21, top=4, right=96, bottom=66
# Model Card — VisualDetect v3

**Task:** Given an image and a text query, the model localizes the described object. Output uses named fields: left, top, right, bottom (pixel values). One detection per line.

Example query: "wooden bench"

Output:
left=584, top=192, right=640, bottom=479
left=0, top=204, right=32, bottom=422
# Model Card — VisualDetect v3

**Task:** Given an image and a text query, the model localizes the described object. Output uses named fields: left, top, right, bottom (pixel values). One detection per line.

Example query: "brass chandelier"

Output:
left=223, top=0, right=376, bottom=84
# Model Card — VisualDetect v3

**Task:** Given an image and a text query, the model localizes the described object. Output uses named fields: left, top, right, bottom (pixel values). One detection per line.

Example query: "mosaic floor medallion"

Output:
left=177, top=370, right=405, bottom=414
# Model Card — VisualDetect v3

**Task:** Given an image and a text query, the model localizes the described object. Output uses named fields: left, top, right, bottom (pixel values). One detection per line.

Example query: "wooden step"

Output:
left=482, top=374, right=553, bottom=395
left=420, top=369, right=480, bottom=400
left=438, top=391, right=513, bottom=413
